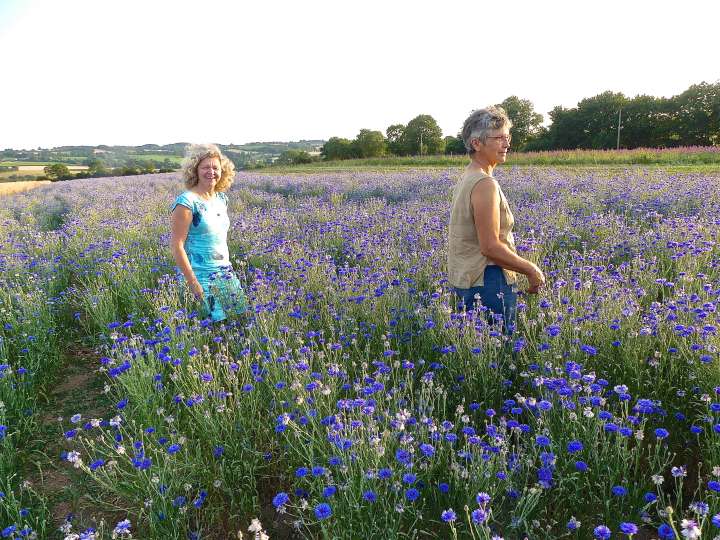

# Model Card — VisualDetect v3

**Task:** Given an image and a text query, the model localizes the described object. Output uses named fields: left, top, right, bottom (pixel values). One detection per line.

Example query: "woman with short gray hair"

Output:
left=448, top=106, right=545, bottom=333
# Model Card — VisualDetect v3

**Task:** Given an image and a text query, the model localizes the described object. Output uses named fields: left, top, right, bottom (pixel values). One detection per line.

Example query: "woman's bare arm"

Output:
left=470, top=180, right=544, bottom=291
left=170, top=206, right=204, bottom=298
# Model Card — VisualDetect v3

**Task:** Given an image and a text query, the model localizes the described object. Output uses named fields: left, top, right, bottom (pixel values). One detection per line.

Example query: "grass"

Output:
left=260, top=146, right=720, bottom=173
left=262, top=162, right=720, bottom=175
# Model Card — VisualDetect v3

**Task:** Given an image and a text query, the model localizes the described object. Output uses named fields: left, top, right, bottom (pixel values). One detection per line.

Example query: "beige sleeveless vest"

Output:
left=448, top=167, right=518, bottom=288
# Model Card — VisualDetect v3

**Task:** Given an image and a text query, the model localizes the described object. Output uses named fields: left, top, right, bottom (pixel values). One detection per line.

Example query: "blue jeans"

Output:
left=454, top=265, right=517, bottom=334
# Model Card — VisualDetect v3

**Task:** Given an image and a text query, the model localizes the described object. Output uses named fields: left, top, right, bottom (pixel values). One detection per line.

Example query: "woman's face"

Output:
left=196, top=156, right=221, bottom=191
left=472, top=129, right=511, bottom=165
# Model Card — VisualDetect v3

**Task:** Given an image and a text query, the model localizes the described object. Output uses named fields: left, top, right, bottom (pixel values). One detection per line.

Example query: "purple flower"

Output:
left=567, top=440, right=583, bottom=453
left=593, top=525, right=611, bottom=539
left=405, top=488, right=420, bottom=502
left=314, top=502, right=332, bottom=520
left=272, top=492, right=289, bottom=509
left=440, top=509, right=456, bottom=522
left=620, top=522, right=638, bottom=535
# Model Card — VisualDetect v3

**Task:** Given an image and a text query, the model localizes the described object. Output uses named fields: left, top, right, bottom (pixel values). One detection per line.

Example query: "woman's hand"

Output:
left=189, top=279, right=204, bottom=299
left=526, top=263, right=545, bottom=294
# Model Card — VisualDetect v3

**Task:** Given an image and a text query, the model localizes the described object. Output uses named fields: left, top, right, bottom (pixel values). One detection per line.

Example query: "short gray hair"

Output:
left=461, top=106, right=513, bottom=153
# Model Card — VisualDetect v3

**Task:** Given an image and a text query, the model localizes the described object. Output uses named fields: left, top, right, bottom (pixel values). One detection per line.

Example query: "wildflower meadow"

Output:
left=1, top=166, right=719, bottom=539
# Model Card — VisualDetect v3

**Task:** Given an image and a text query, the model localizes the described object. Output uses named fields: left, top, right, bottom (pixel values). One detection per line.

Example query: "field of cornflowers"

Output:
left=0, top=166, right=719, bottom=539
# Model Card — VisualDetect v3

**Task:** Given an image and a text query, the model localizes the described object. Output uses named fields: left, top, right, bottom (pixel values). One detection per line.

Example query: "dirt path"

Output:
left=31, top=343, right=125, bottom=534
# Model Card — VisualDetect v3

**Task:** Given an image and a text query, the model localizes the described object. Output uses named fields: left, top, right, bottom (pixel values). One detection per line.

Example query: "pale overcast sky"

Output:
left=1, top=0, right=718, bottom=149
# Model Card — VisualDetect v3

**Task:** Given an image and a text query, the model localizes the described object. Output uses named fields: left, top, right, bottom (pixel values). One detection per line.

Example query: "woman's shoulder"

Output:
left=171, top=191, right=197, bottom=211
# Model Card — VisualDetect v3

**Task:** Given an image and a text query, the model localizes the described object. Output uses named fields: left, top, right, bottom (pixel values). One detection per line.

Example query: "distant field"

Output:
left=126, top=153, right=183, bottom=163
left=0, top=161, right=55, bottom=167
left=0, top=180, right=50, bottom=195
left=266, top=146, right=720, bottom=172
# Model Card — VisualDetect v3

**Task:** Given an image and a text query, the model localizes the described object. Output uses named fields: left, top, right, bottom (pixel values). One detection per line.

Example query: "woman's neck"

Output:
left=192, top=188, right=215, bottom=200
left=468, top=155, right=494, bottom=176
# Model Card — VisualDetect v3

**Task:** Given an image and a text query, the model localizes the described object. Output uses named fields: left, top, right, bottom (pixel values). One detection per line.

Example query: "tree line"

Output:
left=314, top=81, right=719, bottom=162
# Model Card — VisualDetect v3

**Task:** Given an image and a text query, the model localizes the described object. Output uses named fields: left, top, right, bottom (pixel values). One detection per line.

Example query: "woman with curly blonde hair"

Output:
left=170, top=143, right=247, bottom=322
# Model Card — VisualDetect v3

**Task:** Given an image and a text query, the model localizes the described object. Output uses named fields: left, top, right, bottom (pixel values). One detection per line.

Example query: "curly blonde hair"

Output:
left=180, top=143, right=236, bottom=192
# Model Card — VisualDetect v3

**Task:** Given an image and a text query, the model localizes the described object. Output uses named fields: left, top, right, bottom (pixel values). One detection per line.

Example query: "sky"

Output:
left=1, top=0, right=718, bottom=149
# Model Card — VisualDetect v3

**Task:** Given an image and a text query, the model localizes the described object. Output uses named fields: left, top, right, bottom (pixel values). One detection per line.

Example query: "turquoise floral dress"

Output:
left=171, top=191, right=247, bottom=321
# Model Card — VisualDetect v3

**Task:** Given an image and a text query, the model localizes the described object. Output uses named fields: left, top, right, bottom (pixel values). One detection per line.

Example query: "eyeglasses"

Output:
left=486, top=134, right=512, bottom=144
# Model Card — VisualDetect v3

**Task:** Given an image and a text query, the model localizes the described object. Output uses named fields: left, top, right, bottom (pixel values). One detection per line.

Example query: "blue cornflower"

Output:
left=312, top=466, right=326, bottom=477
left=538, top=400, right=553, bottom=411
left=620, top=522, right=638, bottom=535
left=440, top=509, right=456, bottom=522
left=567, top=440, right=583, bottom=453
left=476, top=492, right=491, bottom=505
left=604, top=422, right=619, bottom=433
left=611, top=485, right=628, bottom=497
left=89, top=459, right=105, bottom=471
left=712, top=513, right=720, bottom=528
left=378, top=468, right=392, bottom=479
left=657, top=524, right=674, bottom=539
left=644, top=492, right=657, bottom=503
left=362, top=490, right=376, bottom=503
left=708, top=480, right=720, bottom=492
left=402, top=473, right=417, bottom=484
left=438, top=482, right=450, bottom=494
left=471, top=508, right=488, bottom=524
left=213, top=446, right=224, bottom=458
left=295, top=467, right=309, bottom=477
left=419, top=443, right=435, bottom=457
left=166, top=444, right=181, bottom=454
left=272, top=492, right=289, bottom=509
left=322, top=486, right=336, bottom=498
left=535, top=435, right=551, bottom=447
left=655, top=428, right=669, bottom=439
left=405, top=488, right=420, bottom=502
left=395, top=448, right=411, bottom=465
left=1, top=525, right=17, bottom=538
left=575, top=461, right=588, bottom=472
left=314, top=502, right=332, bottom=520
left=593, top=525, right=611, bottom=539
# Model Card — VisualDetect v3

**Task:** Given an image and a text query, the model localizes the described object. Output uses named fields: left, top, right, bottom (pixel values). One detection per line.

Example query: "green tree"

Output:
left=321, top=137, right=355, bottom=160
left=386, top=124, right=406, bottom=156
left=353, top=129, right=386, bottom=158
left=276, top=150, right=314, bottom=165
left=43, top=163, right=71, bottom=180
left=671, top=82, right=720, bottom=146
left=403, top=115, right=444, bottom=155
left=444, top=135, right=466, bottom=155
left=496, top=96, right=544, bottom=150
left=619, top=95, right=672, bottom=148
left=84, top=158, right=107, bottom=176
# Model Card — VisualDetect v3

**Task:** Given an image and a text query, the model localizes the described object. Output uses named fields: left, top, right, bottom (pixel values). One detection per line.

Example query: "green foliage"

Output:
left=496, top=96, right=544, bottom=150
left=385, top=124, right=406, bottom=156
left=444, top=135, right=466, bottom=155
left=352, top=129, right=386, bottom=158
left=276, top=149, right=316, bottom=165
left=321, top=137, right=355, bottom=160
left=403, top=114, right=445, bottom=155
left=43, top=163, right=70, bottom=180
